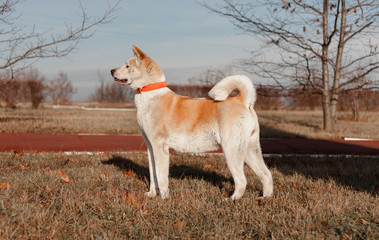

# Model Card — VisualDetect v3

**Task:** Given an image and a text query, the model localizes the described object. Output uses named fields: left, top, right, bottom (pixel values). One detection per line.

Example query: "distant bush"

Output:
left=89, top=80, right=135, bottom=103
left=48, top=72, right=75, bottom=105
left=0, top=77, right=22, bottom=108
left=0, top=69, right=75, bottom=108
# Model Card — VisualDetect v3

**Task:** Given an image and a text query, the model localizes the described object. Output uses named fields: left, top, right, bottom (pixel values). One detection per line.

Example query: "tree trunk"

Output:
left=322, top=92, right=333, bottom=131
left=352, top=100, right=360, bottom=121
left=330, top=91, right=339, bottom=121
left=331, top=0, right=346, bottom=122
left=321, top=0, right=333, bottom=131
left=351, top=91, right=360, bottom=121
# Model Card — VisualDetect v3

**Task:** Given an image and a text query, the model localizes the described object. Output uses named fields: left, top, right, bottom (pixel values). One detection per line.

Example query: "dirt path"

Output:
left=0, top=133, right=378, bottom=155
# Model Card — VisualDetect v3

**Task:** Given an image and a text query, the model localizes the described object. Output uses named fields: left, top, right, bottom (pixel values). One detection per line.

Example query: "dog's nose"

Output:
left=110, top=69, right=115, bottom=76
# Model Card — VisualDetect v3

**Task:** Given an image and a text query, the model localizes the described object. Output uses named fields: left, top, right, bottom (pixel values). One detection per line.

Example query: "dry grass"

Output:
left=0, top=107, right=139, bottom=135
left=257, top=110, right=379, bottom=139
left=0, top=152, right=378, bottom=239
left=1, top=106, right=379, bottom=139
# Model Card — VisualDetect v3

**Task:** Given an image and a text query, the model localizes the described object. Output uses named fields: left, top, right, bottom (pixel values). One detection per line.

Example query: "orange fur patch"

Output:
left=156, top=92, right=245, bottom=133
left=158, top=92, right=217, bottom=131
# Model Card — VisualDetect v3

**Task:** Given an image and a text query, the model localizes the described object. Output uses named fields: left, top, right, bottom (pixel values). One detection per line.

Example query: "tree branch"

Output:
left=0, top=0, right=120, bottom=75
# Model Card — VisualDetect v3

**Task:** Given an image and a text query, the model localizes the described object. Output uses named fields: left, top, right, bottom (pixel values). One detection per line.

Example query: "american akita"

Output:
left=111, top=45, right=273, bottom=200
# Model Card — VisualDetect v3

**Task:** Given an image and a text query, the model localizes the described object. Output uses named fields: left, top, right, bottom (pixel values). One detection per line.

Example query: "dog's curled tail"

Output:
left=208, top=75, right=256, bottom=107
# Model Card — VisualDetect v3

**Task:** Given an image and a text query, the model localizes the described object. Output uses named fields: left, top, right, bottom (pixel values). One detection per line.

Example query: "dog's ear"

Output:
left=132, top=45, right=146, bottom=60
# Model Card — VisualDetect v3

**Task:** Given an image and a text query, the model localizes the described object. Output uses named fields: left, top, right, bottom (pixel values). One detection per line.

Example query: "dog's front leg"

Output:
left=140, top=129, right=158, bottom=198
left=145, top=147, right=158, bottom=198
left=151, top=141, right=170, bottom=199
left=143, top=135, right=170, bottom=199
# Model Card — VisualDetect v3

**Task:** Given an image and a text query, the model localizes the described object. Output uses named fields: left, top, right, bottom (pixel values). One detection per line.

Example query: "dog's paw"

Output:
left=263, top=188, right=273, bottom=198
left=144, top=191, right=157, bottom=198
left=229, top=194, right=242, bottom=201
left=160, top=190, right=169, bottom=200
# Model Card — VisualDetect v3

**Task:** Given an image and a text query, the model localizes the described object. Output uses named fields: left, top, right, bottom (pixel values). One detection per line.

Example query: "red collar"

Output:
left=137, top=81, right=167, bottom=94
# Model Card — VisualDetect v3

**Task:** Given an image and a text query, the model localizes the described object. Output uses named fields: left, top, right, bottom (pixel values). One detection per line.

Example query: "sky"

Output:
left=13, top=0, right=258, bottom=101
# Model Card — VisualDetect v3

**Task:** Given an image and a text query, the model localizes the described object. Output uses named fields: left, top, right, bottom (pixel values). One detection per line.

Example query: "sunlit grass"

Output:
left=0, top=152, right=377, bottom=239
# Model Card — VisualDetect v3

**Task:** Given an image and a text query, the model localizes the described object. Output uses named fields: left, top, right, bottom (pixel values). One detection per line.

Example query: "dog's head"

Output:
left=111, top=45, right=165, bottom=91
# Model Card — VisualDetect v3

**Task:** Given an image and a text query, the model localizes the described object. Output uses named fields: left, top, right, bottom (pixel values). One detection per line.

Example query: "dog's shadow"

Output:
left=102, top=155, right=233, bottom=191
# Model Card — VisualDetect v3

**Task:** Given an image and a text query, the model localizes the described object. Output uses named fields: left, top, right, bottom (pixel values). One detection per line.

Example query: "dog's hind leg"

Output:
left=222, top=142, right=247, bottom=200
left=245, top=136, right=273, bottom=198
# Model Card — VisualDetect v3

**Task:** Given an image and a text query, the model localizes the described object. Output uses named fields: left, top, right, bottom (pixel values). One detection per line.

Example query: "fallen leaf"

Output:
left=93, top=177, right=102, bottom=183
left=257, top=198, right=264, bottom=206
left=142, top=210, right=149, bottom=215
left=62, top=158, right=70, bottom=166
left=204, top=163, right=218, bottom=170
left=19, top=163, right=29, bottom=170
left=124, top=191, right=146, bottom=209
left=173, top=220, right=187, bottom=229
left=56, top=171, right=70, bottom=183
left=13, top=150, right=23, bottom=157
left=126, top=169, right=134, bottom=178
left=124, top=190, right=136, bottom=203
left=0, top=182, right=10, bottom=189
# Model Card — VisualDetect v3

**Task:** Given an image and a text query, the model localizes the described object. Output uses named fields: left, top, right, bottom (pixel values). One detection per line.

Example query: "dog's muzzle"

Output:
left=111, top=69, right=128, bottom=84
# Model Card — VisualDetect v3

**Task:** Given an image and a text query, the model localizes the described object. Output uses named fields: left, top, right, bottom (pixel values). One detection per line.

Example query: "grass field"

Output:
left=0, top=107, right=139, bottom=135
left=0, top=152, right=377, bottom=239
left=1, top=106, right=378, bottom=238
left=1, top=106, right=379, bottom=139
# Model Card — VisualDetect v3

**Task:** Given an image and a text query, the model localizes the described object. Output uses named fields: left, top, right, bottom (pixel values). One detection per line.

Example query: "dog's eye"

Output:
left=125, top=65, right=129, bottom=68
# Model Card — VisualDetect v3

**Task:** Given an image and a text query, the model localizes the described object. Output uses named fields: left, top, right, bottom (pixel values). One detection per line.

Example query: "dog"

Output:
left=111, top=45, right=273, bottom=200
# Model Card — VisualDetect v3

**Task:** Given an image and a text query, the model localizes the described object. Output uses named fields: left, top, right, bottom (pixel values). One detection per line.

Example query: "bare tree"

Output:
left=0, top=74, right=21, bottom=108
left=168, top=84, right=212, bottom=98
left=186, top=65, right=239, bottom=97
left=21, top=69, right=46, bottom=109
left=201, top=0, right=379, bottom=131
left=255, top=87, right=285, bottom=110
left=49, top=72, right=75, bottom=105
left=0, top=0, right=119, bottom=79
left=89, top=81, right=135, bottom=103
left=188, top=65, right=235, bottom=85
left=89, top=72, right=135, bottom=103
left=338, top=84, right=379, bottom=121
